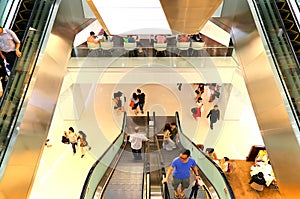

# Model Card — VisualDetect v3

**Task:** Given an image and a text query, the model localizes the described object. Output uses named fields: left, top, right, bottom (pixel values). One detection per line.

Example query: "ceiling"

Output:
left=86, top=0, right=223, bottom=35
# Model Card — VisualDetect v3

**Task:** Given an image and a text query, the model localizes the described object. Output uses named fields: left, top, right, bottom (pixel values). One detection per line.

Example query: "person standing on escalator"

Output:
left=162, top=149, right=199, bottom=199
left=129, top=127, right=149, bottom=160
left=0, top=26, right=22, bottom=73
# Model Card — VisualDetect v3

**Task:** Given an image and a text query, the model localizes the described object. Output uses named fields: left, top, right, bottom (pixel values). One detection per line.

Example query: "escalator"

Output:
left=81, top=113, right=150, bottom=199
left=253, top=0, right=300, bottom=122
left=103, top=143, right=145, bottom=198
left=276, top=0, right=300, bottom=61
left=0, top=0, right=57, bottom=173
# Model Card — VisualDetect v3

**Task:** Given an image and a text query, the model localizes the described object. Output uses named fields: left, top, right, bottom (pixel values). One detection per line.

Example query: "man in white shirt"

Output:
left=0, top=26, right=22, bottom=72
left=129, top=127, right=149, bottom=160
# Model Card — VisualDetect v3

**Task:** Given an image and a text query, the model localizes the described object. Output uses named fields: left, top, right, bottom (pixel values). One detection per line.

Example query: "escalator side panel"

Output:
left=222, top=0, right=300, bottom=197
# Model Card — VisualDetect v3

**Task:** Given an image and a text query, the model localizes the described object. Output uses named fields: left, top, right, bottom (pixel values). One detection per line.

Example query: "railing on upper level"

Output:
left=72, top=41, right=234, bottom=58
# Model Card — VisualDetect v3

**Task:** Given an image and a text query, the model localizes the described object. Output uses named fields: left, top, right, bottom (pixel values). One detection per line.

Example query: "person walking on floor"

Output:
left=78, top=130, right=92, bottom=158
left=206, top=105, right=220, bottom=130
left=66, top=127, right=78, bottom=155
left=137, top=88, right=145, bottom=114
left=162, top=149, right=199, bottom=199
left=130, top=92, right=139, bottom=115
left=129, top=127, right=149, bottom=160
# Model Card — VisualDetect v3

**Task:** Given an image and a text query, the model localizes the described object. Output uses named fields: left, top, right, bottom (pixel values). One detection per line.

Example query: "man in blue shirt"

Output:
left=162, top=149, right=199, bottom=199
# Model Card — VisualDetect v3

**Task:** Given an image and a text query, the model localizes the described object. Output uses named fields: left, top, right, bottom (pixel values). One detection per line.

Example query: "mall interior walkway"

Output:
left=28, top=64, right=278, bottom=198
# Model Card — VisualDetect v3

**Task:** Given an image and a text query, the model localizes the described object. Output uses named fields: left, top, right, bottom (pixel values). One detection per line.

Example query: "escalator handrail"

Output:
left=175, top=112, right=235, bottom=199
left=153, top=112, right=171, bottom=199
left=154, top=136, right=171, bottom=199
left=143, top=111, right=151, bottom=199
left=80, top=112, right=127, bottom=199
left=271, top=0, right=300, bottom=67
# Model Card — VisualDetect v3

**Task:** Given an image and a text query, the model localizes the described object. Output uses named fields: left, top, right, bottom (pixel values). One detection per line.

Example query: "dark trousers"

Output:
left=71, top=142, right=77, bottom=153
left=132, top=148, right=142, bottom=160
left=210, top=120, right=217, bottom=129
left=0, top=51, right=18, bottom=72
left=138, top=103, right=144, bottom=111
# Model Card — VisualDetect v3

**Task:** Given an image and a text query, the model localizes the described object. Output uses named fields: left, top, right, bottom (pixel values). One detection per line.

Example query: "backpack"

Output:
left=191, top=107, right=197, bottom=114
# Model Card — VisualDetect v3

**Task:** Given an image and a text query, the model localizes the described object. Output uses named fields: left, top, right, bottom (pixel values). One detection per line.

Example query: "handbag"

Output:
left=61, top=135, right=70, bottom=144
left=129, top=100, right=135, bottom=108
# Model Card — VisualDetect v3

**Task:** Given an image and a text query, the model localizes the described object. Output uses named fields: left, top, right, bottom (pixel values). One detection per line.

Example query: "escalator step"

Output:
left=276, top=1, right=286, bottom=9
left=104, top=190, right=142, bottom=199
left=283, top=19, right=295, bottom=30
left=287, top=30, right=299, bottom=41
left=22, top=1, right=35, bottom=10
left=292, top=42, right=300, bottom=51
left=279, top=9, right=290, bottom=19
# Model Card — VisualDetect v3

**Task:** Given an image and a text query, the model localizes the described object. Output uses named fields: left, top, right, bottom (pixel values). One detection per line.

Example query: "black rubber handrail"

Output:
left=143, top=111, right=151, bottom=199
left=175, top=112, right=235, bottom=199
left=153, top=112, right=171, bottom=199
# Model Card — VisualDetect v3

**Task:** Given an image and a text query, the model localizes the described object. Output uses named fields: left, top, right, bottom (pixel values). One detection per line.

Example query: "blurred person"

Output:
left=87, top=31, right=101, bottom=44
left=65, top=127, right=78, bottom=155
left=219, top=157, right=230, bottom=172
left=0, top=26, right=22, bottom=73
left=129, top=127, right=149, bottom=160
left=162, top=149, right=199, bottom=199
left=206, top=105, right=220, bottom=130
left=170, top=122, right=179, bottom=143
left=249, top=172, right=266, bottom=186
left=129, top=92, right=139, bottom=115
left=192, top=97, right=203, bottom=120
left=137, top=88, right=145, bottom=114
left=155, top=34, right=167, bottom=43
left=113, top=91, right=126, bottom=112
left=78, top=130, right=91, bottom=158
left=162, top=123, right=176, bottom=151
left=206, top=148, right=218, bottom=160
left=255, top=149, right=269, bottom=164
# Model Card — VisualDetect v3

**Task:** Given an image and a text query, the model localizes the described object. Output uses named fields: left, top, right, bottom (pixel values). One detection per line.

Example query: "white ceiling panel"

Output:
left=92, top=0, right=172, bottom=34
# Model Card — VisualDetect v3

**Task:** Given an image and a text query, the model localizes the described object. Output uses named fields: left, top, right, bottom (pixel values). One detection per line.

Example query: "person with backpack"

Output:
left=113, top=91, right=126, bottom=112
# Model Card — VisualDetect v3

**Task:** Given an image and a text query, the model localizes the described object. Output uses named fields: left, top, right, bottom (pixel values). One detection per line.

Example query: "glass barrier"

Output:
left=176, top=112, right=235, bottom=199
left=72, top=45, right=235, bottom=58
left=80, top=112, right=126, bottom=199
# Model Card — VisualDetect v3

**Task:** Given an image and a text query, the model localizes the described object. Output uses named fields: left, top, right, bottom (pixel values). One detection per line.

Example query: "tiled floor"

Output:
left=29, top=58, right=267, bottom=198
